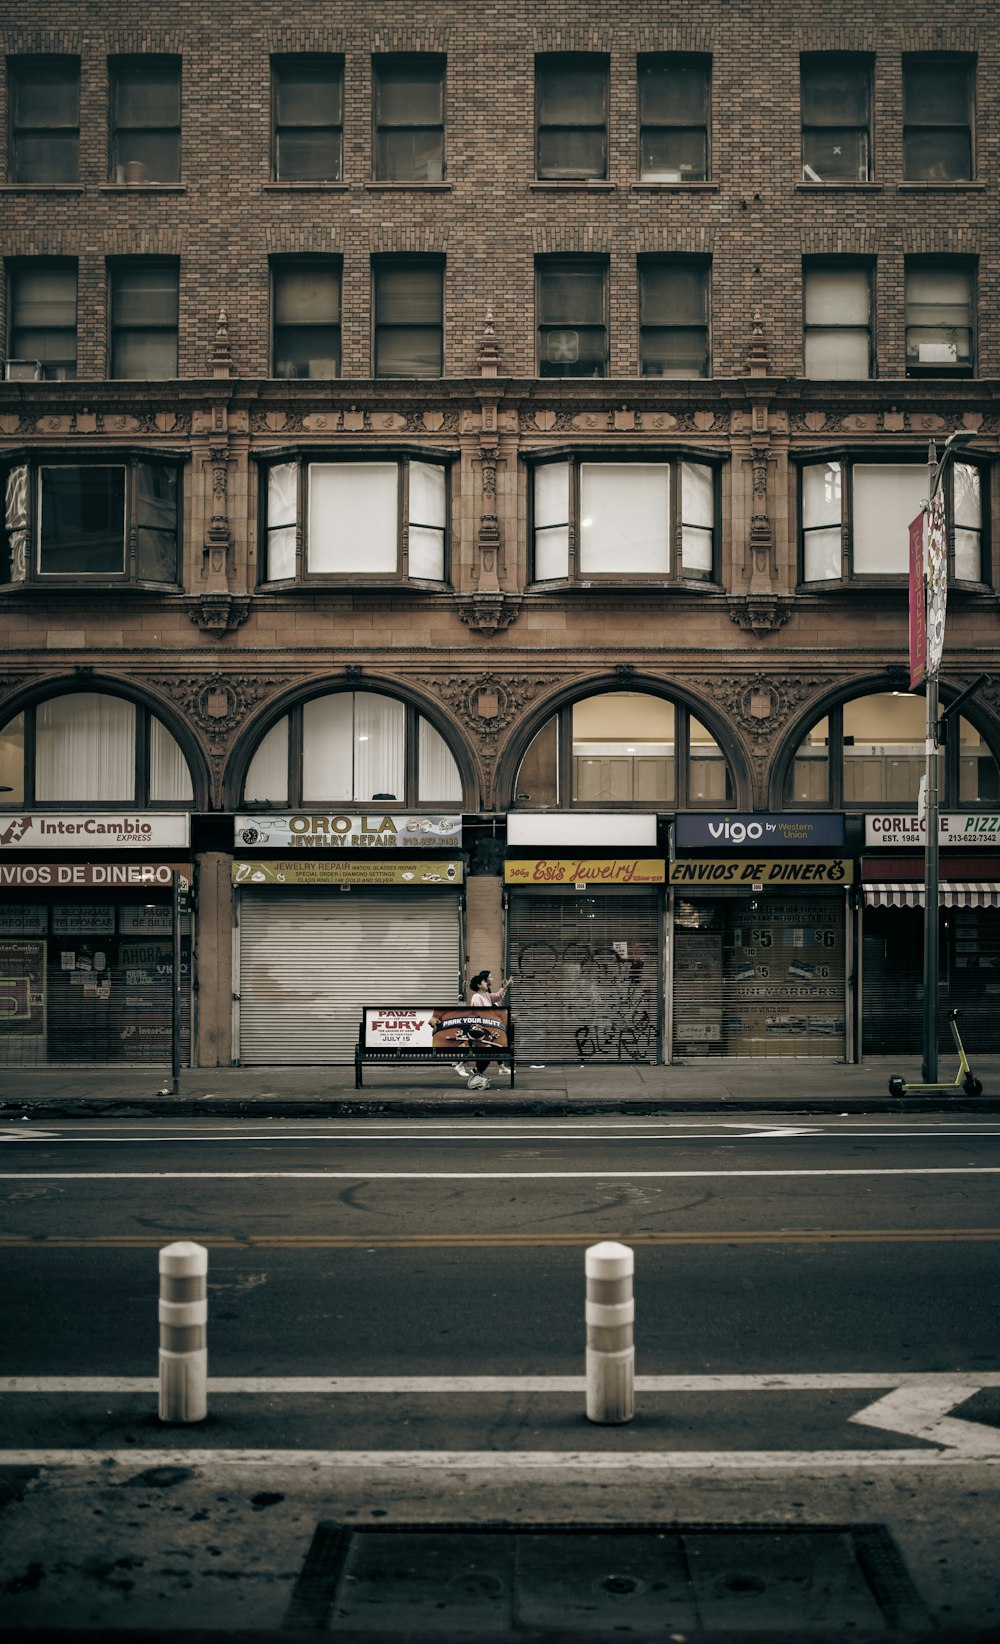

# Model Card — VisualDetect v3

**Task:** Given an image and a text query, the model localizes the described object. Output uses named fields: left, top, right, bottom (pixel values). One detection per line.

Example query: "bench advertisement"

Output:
left=362, top=1006, right=509, bottom=1055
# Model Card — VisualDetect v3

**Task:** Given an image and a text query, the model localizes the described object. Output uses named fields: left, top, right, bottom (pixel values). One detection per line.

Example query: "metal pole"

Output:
left=922, top=671, right=939, bottom=1081
left=171, top=868, right=182, bottom=1095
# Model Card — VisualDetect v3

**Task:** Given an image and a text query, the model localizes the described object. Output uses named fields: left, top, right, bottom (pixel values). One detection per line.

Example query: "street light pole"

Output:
left=921, top=429, right=975, bottom=1082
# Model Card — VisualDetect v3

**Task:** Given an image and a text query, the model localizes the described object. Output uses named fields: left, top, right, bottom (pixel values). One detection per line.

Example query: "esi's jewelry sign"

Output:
left=232, top=859, right=463, bottom=886
left=362, top=1006, right=509, bottom=1054
left=504, top=858, right=666, bottom=885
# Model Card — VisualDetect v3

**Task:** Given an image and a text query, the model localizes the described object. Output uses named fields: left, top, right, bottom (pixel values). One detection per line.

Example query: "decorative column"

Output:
left=459, top=310, right=520, bottom=636
left=190, top=309, right=249, bottom=637
left=729, top=308, right=789, bottom=638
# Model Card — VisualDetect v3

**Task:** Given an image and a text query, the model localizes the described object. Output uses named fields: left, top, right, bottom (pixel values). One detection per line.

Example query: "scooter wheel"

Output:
left=888, top=1076, right=906, bottom=1097
left=963, top=1075, right=983, bottom=1097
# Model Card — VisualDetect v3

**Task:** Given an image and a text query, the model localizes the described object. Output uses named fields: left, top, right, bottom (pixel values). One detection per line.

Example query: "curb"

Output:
left=3, top=1095, right=1000, bottom=1119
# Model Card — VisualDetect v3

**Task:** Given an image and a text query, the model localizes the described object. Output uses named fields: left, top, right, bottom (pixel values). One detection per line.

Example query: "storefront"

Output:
left=669, top=814, right=853, bottom=1060
left=0, top=812, right=192, bottom=1066
left=232, top=812, right=464, bottom=1064
left=503, top=814, right=665, bottom=1064
left=861, top=812, right=1000, bottom=1055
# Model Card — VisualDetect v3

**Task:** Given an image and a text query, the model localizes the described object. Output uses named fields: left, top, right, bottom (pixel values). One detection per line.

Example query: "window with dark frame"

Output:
left=905, top=260, right=974, bottom=376
left=373, top=257, right=443, bottom=377
left=8, top=260, right=77, bottom=379
left=271, top=260, right=341, bottom=378
left=271, top=55, right=343, bottom=182
left=535, top=53, right=608, bottom=180
left=536, top=255, right=607, bottom=377
left=1, top=456, right=181, bottom=584
left=800, top=54, right=871, bottom=183
left=803, top=261, right=872, bottom=379
left=639, top=258, right=710, bottom=377
left=787, top=694, right=999, bottom=810
left=903, top=55, right=974, bottom=181
left=109, top=56, right=181, bottom=184
left=373, top=55, right=445, bottom=182
left=109, top=260, right=179, bottom=379
left=638, top=54, right=710, bottom=182
left=0, top=693, right=193, bottom=808
left=799, top=456, right=987, bottom=584
left=9, top=56, right=80, bottom=185
left=531, top=456, right=719, bottom=583
left=261, top=456, right=449, bottom=583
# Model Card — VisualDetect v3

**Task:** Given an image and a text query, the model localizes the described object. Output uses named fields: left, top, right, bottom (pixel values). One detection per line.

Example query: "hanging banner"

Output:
left=926, top=488, right=948, bottom=678
left=233, top=858, right=462, bottom=886
left=908, top=511, right=926, bottom=690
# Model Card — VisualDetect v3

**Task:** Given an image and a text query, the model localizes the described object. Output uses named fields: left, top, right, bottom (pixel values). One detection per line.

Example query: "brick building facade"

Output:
left=2, top=0, right=998, bottom=1069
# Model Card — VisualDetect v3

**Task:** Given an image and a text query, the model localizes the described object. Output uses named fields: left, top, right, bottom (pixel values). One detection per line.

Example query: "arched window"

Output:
left=242, top=689, right=463, bottom=806
left=514, top=690, right=732, bottom=808
left=0, top=691, right=193, bottom=805
left=787, top=690, right=1000, bottom=807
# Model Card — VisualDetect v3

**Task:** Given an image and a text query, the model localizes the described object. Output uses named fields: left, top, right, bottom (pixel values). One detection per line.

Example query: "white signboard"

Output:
left=507, top=812, right=657, bottom=847
left=866, top=813, right=1000, bottom=848
left=234, top=813, right=461, bottom=850
left=0, top=814, right=190, bottom=850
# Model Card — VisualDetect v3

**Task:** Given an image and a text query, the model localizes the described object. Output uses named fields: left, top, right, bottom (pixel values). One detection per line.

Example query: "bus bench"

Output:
left=354, top=1004, right=515, bottom=1089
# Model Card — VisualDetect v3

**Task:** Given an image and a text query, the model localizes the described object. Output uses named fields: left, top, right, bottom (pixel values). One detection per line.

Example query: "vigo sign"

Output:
left=675, top=813, right=845, bottom=848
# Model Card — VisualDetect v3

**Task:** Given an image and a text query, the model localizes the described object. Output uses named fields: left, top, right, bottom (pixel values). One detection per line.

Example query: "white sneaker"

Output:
left=452, top=1062, right=469, bottom=1078
left=496, top=1063, right=512, bottom=1077
left=467, top=1074, right=490, bottom=1090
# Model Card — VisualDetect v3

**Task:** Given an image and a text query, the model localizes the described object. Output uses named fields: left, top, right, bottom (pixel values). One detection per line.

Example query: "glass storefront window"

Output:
left=843, top=693, right=924, bottom=804
left=791, top=716, right=829, bottom=803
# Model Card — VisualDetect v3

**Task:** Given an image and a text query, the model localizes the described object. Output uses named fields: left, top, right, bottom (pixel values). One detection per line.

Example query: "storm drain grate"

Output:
left=283, top=1519, right=928, bottom=1634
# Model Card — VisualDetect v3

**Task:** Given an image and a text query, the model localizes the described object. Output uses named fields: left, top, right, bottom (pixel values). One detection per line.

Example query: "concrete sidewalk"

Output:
left=2, top=1053, right=999, bottom=1116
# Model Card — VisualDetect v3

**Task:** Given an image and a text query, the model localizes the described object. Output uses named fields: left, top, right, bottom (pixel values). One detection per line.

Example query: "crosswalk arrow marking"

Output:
left=849, top=1383, right=1000, bottom=1457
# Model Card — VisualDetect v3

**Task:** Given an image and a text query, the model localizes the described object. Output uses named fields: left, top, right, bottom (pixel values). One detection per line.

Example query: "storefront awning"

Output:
left=864, top=882, right=1000, bottom=909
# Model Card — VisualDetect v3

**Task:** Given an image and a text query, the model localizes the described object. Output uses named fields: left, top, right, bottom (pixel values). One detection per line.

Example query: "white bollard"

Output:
left=585, top=1240, right=634, bottom=1424
left=158, top=1240, right=208, bottom=1424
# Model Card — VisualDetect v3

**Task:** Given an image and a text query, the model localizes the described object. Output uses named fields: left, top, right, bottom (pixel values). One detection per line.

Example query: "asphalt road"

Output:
left=1, top=1114, right=999, bottom=1634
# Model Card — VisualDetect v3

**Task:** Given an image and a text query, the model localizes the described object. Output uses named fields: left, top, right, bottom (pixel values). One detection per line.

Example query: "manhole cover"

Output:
left=283, top=1520, right=928, bottom=1633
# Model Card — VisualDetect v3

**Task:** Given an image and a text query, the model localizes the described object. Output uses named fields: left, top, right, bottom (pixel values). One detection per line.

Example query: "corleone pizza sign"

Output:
left=362, top=1006, right=509, bottom=1054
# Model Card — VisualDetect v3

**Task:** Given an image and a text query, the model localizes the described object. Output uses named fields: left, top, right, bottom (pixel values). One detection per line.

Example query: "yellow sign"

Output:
left=233, top=859, right=463, bottom=887
left=669, top=858, right=852, bottom=887
left=504, top=858, right=666, bottom=886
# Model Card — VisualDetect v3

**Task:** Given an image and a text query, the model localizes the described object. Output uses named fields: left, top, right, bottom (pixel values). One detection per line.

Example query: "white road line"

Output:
left=0, top=1447, right=995, bottom=1471
left=9, top=1128, right=1000, bottom=1144
left=6, top=1372, right=1000, bottom=1393
left=3, top=1167, right=1000, bottom=1180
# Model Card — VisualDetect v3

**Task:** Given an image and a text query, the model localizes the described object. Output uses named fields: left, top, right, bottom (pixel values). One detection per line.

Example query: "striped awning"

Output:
left=864, top=882, right=1000, bottom=909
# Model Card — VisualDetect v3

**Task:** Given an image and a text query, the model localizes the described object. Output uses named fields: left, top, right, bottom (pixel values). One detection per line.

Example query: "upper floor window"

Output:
left=271, top=55, right=342, bottom=182
left=535, top=54, right=608, bottom=180
left=515, top=692, right=732, bottom=808
left=788, top=692, right=998, bottom=809
left=0, top=692, right=193, bottom=806
left=640, top=257, right=709, bottom=377
left=242, top=690, right=462, bottom=807
left=905, top=260, right=974, bottom=376
left=536, top=255, right=607, bottom=377
left=110, top=56, right=181, bottom=183
left=7, top=260, right=77, bottom=380
left=261, top=456, right=448, bottom=584
left=903, top=55, right=974, bottom=181
left=638, top=54, right=710, bottom=182
left=373, top=55, right=445, bottom=182
left=799, top=457, right=986, bottom=584
left=373, top=257, right=443, bottom=378
left=800, top=54, right=871, bottom=183
left=803, top=261, right=872, bottom=379
left=271, top=259, right=341, bottom=378
left=9, top=56, right=79, bottom=185
left=2, top=456, right=181, bottom=586
left=109, top=260, right=178, bottom=378
left=532, top=457, right=718, bottom=583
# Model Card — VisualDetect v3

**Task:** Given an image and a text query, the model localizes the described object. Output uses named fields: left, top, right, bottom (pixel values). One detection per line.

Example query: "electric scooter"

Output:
left=888, top=1009, right=983, bottom=1097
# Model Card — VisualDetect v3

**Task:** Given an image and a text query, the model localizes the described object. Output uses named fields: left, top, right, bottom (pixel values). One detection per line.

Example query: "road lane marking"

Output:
left=849, top=1383, right=1000, bottom=1457
left=0, top=1448, right=996, bottom=1471
left=6, top=1372, right=1000, bottom=1392
left=2, top=1229, right=999, bottom=1248
left=4, top=1167, right=1000, bottom=1180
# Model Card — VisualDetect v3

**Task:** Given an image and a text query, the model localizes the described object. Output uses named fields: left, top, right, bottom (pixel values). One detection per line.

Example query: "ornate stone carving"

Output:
left=149, top=672, right=283, bottom=736
left=728, top=595, right=792, bottom=637
left=456, top=594, right=522, bottom=635
left=186, top=594, right=251, bottom=636
left=423, top=671, right=547, bottom=743
left=695, top=673, right=827, bottom=746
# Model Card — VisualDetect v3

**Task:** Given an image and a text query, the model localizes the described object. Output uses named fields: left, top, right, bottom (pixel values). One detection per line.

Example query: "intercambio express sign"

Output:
left=0, top=813, right=190, bottom=850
